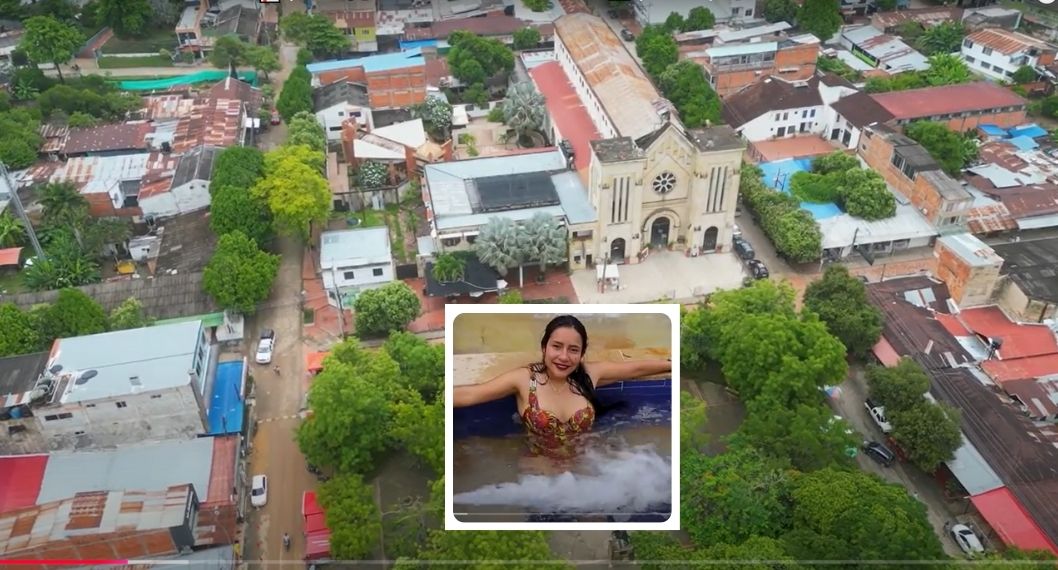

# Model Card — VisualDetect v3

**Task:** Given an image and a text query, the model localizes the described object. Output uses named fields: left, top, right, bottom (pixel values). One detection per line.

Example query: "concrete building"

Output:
left=321, top=1, right=378, bottom=52
left=685, top=31, right=820, bottom=98
left=137, top=145, right=218, bottom=218
left=828, top=91, right=895, bottom=150
left=0, top=321, right=213, bottom=454
left=339, top=117, right=450, bottom=174
left=631, top=0, right=755, bottom=27
left=313, top=80, right=372, bottom=141
left=319, top=227, right=395, bottom=302
left=990, top=237, right=1058, bottom=323
left=840, top=25, right=930, bottom=74
left=872, top=82, right=1028, bottom=131
left=306, top=48, right=431, bottom=108
left=176, top=0, right=262, bottom=58
left=722, top=74, right=857, bottom=143
left=961, top=28, right=1056, bottom=82
left=544, top=14, right=749, bottom=264
left=859, top=125, right=974, bottom=232
left=934, top=233, right=1004, bottom=308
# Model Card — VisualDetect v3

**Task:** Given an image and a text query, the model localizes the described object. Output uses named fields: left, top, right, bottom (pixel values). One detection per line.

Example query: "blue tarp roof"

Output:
left=306, top=48, right=424, bottom=74
left=979, top=124, right=1008, bottom=137
left=400, top=39, right=438, bottom=50
left=1008, top=135, right=1039, bottom=151
left=1008, top=124, right=1047, bottom=139
left=208, top=360, right=245, bottom=435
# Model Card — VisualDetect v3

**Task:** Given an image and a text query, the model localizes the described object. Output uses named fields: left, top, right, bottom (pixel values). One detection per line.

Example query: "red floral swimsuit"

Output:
left=521, top=369, right=595, bottom=460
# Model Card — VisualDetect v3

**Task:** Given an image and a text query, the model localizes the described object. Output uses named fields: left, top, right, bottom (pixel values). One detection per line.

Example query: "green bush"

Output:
left=789, top=171, right=840, bottom=203
left=523, top=0, right=551, bottom=12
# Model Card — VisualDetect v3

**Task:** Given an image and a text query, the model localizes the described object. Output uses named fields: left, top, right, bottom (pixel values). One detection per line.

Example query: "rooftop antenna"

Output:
left=0, top=162, right=45, bottom=260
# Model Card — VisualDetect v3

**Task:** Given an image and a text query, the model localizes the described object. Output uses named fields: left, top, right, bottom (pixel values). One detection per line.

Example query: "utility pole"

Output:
left=1, top=162, right=45, bottom=260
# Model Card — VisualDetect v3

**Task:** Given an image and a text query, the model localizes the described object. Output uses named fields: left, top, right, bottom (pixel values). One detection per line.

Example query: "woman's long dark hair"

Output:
left=536, top=315, right=624, bottom=417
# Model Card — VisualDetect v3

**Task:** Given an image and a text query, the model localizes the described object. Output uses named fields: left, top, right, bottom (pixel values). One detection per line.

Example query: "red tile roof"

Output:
left=528, top=61, right=600, bottom=173
left=870, top=82, right=1026, bottom=120
left=957, top=306, right=1058, bottom=360
left=172, top=98, right=244, bottom=154
left=936, top=312, right=972, bottom=337
left=0, top=454, right=47, bottom=514
left=61, top=122, right=152, bottom=155
left=965, top=28, right=1046, bottom=56
left=205, top=435, right=239, bottom=504
left=982, top=353, right=1058, bottom=383
left=971, top=487, right=1058, bottom=555
left=205, top=77, right=263, bottom=115
left=404, top=13, right=553, bottom=41
left=0, top=246, right=22, bottom=267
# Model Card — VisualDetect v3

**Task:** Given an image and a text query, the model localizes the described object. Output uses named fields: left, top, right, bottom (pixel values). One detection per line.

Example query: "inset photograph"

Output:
left=444, top=304, right=680, bottom=530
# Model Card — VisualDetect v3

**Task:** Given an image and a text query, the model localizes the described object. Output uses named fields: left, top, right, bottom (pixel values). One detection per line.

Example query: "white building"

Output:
left=722, top=74, right=858, bottom=143
left=0, top=321, right=213, bottom=454
left=828, top=91, right=896, bottom=149
left=319, top=227, right=395, bottom=302
left=631, top=0, right=755, bottom=27
left=313, top=80, right=373, bottom=141
left=961, top=28, right=1056, bottom=82
left=138, top=145, right=217, bottom=218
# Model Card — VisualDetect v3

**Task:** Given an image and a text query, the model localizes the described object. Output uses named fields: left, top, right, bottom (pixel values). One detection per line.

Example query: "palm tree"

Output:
left=37, top=182, right=89, bottom=248
left=431, top=253, right=466, bottom=283
left=474, top=217, right=526, bottom=285
left=0, top=212, right=26, bottom=248
left=501, top=82, right=547, bottom=144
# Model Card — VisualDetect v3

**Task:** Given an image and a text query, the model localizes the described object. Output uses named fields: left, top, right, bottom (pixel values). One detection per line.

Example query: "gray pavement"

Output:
left=570, top=249, right=746, bottom=304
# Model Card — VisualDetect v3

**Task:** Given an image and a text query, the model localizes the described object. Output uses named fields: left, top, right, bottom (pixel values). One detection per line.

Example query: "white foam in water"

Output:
left=453, top=444, right=671, bottom=513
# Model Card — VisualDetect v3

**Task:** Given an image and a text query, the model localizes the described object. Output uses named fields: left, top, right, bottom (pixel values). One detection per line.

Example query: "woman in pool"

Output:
left=453, top=314, right=671, bottom=461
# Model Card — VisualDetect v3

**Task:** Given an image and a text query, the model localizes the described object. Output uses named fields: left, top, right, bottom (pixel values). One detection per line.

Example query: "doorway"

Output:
left=650, top=217, right=670, bottom=248
left=701, top=226, right=719, bottom=251
left=609, top=239, right=626, bottom=263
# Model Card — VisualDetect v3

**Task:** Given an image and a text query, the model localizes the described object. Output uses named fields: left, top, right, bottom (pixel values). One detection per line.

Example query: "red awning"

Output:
left=305, top=530, right=332, bottom=560
left=971, top=487, right=1058, bottom=555
left=0, top=454, right=49, bottom=513
left=306, top=351, right=329, bottom=374
left=872, top=337, right=902, bottom=368
left=0, top=247, right=23, bottom=267
left=302, top=491, right=332, bottom=560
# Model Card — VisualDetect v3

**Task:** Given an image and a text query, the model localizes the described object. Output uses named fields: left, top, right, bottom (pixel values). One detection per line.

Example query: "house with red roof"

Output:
left=871, top=81, right=1028, bottom=131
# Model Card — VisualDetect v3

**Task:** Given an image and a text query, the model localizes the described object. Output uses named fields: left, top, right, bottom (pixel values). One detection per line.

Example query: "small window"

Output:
left=74, top=430, right=86, bottom=436
left=982, top=47, right=993, bottom=56
left=338, top=111, right=345, bottom=116
left=8, top=425, right=26, bottom=435
left=574, top=255, right=582, bottom=264
left=116, top=401, right=128, bottom=409
left=86, top=403, right=96, bottom=408
left=343, top=270, right=355, bottom=280
left=151, top=394, right=163, bottom=399
left=58, top=412, right=72, bottom=420
left=44, top=415, right=58, bottom=421
left=372, top=267, right=383, bottom=277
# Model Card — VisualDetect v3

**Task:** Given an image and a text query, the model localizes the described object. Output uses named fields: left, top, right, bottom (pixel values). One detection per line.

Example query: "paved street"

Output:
left=571, top=249, right=745, bottom=303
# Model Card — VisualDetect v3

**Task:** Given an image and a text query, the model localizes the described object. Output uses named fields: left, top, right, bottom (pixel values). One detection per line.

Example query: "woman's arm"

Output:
left=586, top=359, right=672, bottom=388
left=452, top=368, right=521, bottom=408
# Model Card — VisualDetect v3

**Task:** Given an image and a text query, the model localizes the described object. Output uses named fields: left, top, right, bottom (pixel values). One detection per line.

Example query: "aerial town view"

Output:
left=1, top=0, right=1058, bottom=566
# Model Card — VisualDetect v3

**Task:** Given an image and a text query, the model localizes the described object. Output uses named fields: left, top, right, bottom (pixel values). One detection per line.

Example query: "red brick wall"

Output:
left=860, top=130, right=944, bottom=224
left=85, top=192, right=142, bottom=218
left=935, top=240, right=973, bottom=306
left=365, top=67, right=427, bottom=108
left=316, top=67, right=368, bottom=86
left=895, top=109, right=1027, bottom=132
left=705, top=43, right=818, bottom=98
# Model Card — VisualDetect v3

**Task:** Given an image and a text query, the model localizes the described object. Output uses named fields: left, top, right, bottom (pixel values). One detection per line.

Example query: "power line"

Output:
left=1, top=162, right=45, bottom=260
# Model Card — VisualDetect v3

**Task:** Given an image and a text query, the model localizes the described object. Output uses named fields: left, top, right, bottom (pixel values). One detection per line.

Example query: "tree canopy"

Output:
left=764, top=0, right=798, bottom=23
left=0, top=303, right=42, bottom=357
left=803, top=264, right=883, bottom=357
left=635, top=25, right=679, bottom=77
left=797, top=0, right=843, bottom=42
left=890, top=402, right=962, bottom=473
left=97, top=0, right=151, bottom=38
left=210, top=146, right=266, bottom=194
left=280, top=13, right=351, bottom=57
left=738, top=163, right=823, bottom=263
left=37, top=288, right=108, bottom=341
left=285, top=110, right=327, bottom=152
left=277, top=66, right=314, bottom=122
left=19, top=16, right=82, bottom=83
left=108, top=297, right=152, bottom=331
left=658, top=61, right=722, bottom=128
left=866, top=358, right=930, bottom=414
left=512, top=27, right=540, bottom=50
left=352, top=282, right=422, bottom=338
left=904, top=121, right=978, bottom=176
left=209, top=184, right=273, bottom=246
left=252, top=147, right=331, bottom=240
left=317, top=474, right=381, bottom=560
left=682, top=7, right=716, bottom=32
left=395, top=531, right=567, bottom=570
left=790, top=152, right=896, bottom=221
left=202, top=231, right=280, bottom=314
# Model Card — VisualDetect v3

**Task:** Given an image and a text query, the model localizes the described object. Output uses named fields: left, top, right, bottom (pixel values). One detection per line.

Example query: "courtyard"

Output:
left=570, top=249, right=747, bottom=304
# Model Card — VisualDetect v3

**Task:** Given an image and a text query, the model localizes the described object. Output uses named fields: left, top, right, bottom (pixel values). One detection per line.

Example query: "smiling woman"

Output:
left=447, top=306, right=678, bottom=529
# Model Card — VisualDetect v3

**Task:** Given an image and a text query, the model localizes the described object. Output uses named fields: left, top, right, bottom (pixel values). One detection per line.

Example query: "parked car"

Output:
left=864, top=397, right=893, bottom=433
left=250, top=474, right=268, bottom=507
left=862, top=441, right=895, bottom=467
left=620, top=28, right=635, bottom=41
left=950, top=523, right=985, bottom=557
left=256, top=329, right=276, bottom=365
left=746, top=259, right=769, bottom=280
left=732, top=236, right=755, bottom=260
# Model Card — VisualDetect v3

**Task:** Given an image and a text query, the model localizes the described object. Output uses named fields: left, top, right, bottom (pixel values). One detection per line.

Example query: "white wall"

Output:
left=738, top=105, right=825, bottom=142
left=554, top=36, right=619, bottom=140
left=961, top=39, right=1033, bottom=81
left=322, top=261, right=394, bottom=289
left=316, top=104, right=371, bottom=141
left=139, top=179, right=211, bottom=218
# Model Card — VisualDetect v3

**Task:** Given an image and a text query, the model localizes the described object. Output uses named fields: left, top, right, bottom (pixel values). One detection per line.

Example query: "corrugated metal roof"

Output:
left=425, top=149, right=568, bottom=218
left=948, top=435, right=1005, bottom=496
left=35, top=438, right=215, bottom=504
left=49, top=320, right=204, bottom=404
left=306, top=48, right=424, bottom=74
left=965, top=28, right=1044, bottom=56
left=320, top=227, right=392, bottom=269
left=706, top=41, right=778, bottom=58
left=937, top=233, right=1002, bottom=267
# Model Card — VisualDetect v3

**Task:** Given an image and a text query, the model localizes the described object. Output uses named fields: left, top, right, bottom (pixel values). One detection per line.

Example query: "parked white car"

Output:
left=864, top=397, right=893, bottom=434
left=255, top=329, right=275, bottom=365
left=950, top=523, right=985, bottom=557
left=250, top=474, right=268, bottom=508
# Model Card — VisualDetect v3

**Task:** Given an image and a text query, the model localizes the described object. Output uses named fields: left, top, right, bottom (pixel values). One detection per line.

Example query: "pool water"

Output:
left=758, top=158, right=844, bottom=220
left=452, top=380, right=673, bottom=523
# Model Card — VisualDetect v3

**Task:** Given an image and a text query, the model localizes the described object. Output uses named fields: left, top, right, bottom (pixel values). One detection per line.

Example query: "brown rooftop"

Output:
left=172, top=98, right=244, bottom=154
left=61, top=122, right=153, bottom=156
left=866, top=276, right=975, bottom=369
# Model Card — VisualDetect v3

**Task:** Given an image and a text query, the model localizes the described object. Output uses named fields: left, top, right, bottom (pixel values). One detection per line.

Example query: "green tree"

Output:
left=786, top=468, right=944, bottom=562
left=447, top=32, right=515, bottom=84
left=797, top=0, right=842, bottom=42
left=285, top=110, right=326, bottom=152
left=838, top=168, right=896, bottom=220
left=97, top=0, right=151, bottom=38
left=474, top=216, right=527, bottom=281
left=19, top=16, right=83, bottom=83
left=866, top=358, right=930, bottom=414
left=0, top=212, right=26, bottom=248
left=67, top=111, right=99, bottom=128
left=391, top=392, right=444, bottom=472
left=813, top=151, right=860, bottom=175
left=663, top=12, right=685, bottom=33
left=244, top=46, right=279, bottom=81
left=657, top=60, right=721, bottom=127
left=1011, top=65, right=1038, bottom=85
left=635, top=25, right=678, bottom=76
left=905, top=120, right=977, bottom=176
left=521, top=211, right=567, bottom=276
left=411, top=96, right=453, bottom=140
left=108, top=297, right=152, bottom=330
left=682, top=7, right=716, bottom=32
left=701, top=536, right=795, bottom=568
left=317, top=474, right=381, bottom=560
left=681, top=446, right=791, bottom=546
left=276, top=66, right=314, bottom=122
left=265, top=143, right=325, bottom=173
left=38, top=288, right=108, bottom=340
left=734, top=402, right=858, bottom=471
left=357, top=161, right=388, bottom=189
left=923, top=53, right=972, bottom=86
left=209, top=35, right=246, bottom=69
left=890, top=402, right=962, bottom=472
left=352, top=282, right=422, bottom=338
left=210, top=146, right=265, bottom=193
left=0, top=303, right=42, bottom=357
left=252, top=153, right=331, bottom=240
left=681, top=278, right=798, bottom=365
left=738, top=164, right=822, bottom=263
left=681, top=390, right=709, bottom=454
left=202, top=231, right=280, bottom=314
left=297, top=345, right=403, bottom=473
left=512, top=27, right=541, bottom=50
left=500, top=82, right=546, bottom=141
left=764, top=0, right=798, bottom=23
left=209, top=185, right=273, bottom=245
left=916, top=21, right=965, bottom=56
left=431, top=252, right=466, bottom=283
left=395, top=530, right=567, bottom=570
left=803, top=264, right=883, bottom=357
left=383, top=330, right=444, bottom=402
left=280, top=13, right=351, bottom=57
